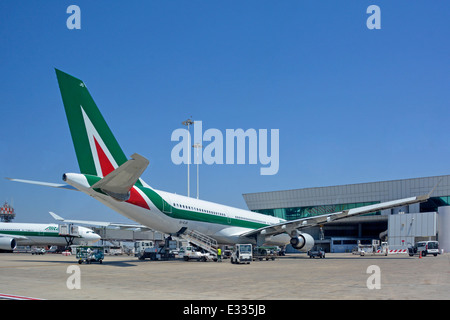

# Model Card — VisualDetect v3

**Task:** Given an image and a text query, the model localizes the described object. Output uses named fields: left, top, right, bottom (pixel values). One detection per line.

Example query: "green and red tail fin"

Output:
left=55, top=69, right=143, bottom=186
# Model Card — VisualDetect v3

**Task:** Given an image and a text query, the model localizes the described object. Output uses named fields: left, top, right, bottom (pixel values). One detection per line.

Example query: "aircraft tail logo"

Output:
left=55, top=69, right=128, bottom=179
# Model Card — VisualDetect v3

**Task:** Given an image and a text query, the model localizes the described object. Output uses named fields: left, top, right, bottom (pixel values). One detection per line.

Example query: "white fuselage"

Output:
left=65, top=172, right=290, bottom=246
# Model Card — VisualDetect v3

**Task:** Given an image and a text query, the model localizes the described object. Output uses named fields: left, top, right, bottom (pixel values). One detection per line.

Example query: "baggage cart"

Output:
left=76, top=246, right=104, bottom=264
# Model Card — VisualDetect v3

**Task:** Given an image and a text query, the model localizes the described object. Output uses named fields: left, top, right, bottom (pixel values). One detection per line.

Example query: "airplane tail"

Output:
left=55, top=69, right=132, bottom=180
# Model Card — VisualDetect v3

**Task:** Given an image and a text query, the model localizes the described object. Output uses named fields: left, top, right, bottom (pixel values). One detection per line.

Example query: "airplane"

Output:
left=0, top=221, right=101, bottom=251
left=7, top=69, right=432, bottom=253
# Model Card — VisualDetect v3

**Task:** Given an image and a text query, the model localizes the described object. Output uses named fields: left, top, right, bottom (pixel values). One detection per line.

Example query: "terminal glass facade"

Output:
left=420, top=196, right=450, bottom=212
left=254, top=201, right=380, bottom=221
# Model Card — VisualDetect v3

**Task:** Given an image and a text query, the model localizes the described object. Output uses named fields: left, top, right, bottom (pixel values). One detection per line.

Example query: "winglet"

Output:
left=428, top=178, right=442, bottom=197
left=416, top=178, right=442, bottom=202
left=49, top=212, right=65, bottom=221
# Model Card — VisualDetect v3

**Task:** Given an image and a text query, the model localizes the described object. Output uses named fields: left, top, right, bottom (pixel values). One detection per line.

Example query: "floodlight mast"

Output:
left=182, top=118, right=194, bottom=197
left=192, top=143, right=203, bottom=199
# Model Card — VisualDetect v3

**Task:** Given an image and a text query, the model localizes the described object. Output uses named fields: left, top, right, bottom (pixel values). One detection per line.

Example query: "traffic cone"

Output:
left=419, top=251, right=422, bottom=259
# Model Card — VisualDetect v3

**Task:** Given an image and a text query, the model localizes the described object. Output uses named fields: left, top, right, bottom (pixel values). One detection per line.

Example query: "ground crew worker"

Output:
left=217, top=248, right=222, bottom=262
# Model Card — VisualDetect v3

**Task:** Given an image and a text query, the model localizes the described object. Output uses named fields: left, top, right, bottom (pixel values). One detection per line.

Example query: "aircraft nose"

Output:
left=91, top=233, right=101, bottom=243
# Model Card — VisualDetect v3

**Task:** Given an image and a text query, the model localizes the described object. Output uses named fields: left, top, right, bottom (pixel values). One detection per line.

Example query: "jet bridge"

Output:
left=59, top=224, right=80, bottom=246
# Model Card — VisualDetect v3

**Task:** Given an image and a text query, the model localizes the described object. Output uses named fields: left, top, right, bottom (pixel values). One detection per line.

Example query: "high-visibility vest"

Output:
left=217, top=248, right=222, bottom=255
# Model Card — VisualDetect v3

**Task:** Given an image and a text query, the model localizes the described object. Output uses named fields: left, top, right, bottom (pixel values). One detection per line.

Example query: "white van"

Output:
left=182, top=246, right=213, bottom=262
left=411, top=241, right=440, bottom=257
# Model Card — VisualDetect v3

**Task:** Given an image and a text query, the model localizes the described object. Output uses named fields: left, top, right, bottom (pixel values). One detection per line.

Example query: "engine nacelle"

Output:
left=0, top=237, right=17, bottom=251
left=290, top=233, right=314, bottom=252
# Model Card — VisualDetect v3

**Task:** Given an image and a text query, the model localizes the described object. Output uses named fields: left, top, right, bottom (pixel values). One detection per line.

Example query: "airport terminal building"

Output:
left=243, top=175, right=450, bottom=253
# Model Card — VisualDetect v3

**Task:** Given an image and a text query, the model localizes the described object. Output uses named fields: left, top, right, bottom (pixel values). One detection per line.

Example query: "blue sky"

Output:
left=1, top=1, right=449, bottom=223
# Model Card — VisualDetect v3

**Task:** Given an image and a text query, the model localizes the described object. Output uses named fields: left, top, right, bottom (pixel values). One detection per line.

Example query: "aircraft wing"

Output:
left=240, top=193, right=430, bottom=239
left=49, top=212, right=153, bottom=231
left=0, top=233, right=29, bottom=240
left=5, top=178, right=77, bottom=190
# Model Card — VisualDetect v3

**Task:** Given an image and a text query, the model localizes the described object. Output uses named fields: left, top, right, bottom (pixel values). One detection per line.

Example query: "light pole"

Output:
left=192, top=143, right=203, bottom=199
left=182, top=118, right=194, bottom=197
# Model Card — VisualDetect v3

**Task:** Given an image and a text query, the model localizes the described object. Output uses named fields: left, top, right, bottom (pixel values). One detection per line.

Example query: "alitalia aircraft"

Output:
left=0, top=222, right=101, bottom=251
left=8, top=69, right=432, bottom=252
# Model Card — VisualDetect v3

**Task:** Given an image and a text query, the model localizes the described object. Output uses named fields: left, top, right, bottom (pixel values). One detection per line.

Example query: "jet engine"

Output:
left=0, top=237, right=17, bottom=251
left=290, top=233, right=314, bottom=252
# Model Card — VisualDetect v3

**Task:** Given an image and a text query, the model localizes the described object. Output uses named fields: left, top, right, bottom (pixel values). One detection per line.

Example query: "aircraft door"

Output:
left=161, top=196, right=172, bottom=214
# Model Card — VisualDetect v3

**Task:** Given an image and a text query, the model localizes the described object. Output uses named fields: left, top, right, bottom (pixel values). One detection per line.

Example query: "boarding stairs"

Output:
left=179, top=229, right=218, bottom=255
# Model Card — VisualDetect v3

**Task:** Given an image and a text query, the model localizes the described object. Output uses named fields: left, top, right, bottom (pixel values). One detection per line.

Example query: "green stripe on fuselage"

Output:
left=0, top=230, right=60, bottom=238
left=138, top=186, right=268, bottom=230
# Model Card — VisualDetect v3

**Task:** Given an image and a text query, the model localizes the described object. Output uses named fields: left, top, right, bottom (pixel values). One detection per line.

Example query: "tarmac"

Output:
left=0, top=252, right=449, bottom=300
